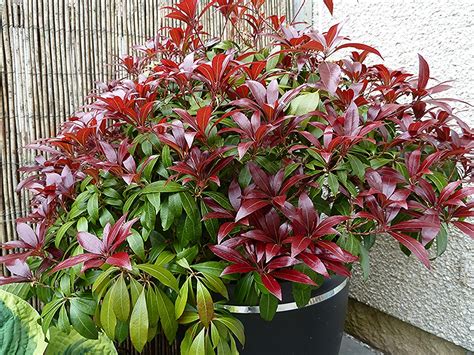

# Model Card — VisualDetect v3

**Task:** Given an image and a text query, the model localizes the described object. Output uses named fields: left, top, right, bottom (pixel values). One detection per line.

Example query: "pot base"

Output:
left=233, top=276, right=349, bottom=355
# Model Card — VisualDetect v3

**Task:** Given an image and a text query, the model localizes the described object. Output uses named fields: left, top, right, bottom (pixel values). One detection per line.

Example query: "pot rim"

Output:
left=223, top=278, right=348, bottom=314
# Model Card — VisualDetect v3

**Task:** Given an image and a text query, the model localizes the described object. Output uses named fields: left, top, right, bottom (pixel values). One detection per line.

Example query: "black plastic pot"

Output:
left=123, top=276, right=348, bottom=355
left=226, top=276, right=349, bottom=355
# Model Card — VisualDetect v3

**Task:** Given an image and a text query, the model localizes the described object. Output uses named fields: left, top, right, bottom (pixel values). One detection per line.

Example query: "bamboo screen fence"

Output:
left=0, top=0, right=294, bottom=245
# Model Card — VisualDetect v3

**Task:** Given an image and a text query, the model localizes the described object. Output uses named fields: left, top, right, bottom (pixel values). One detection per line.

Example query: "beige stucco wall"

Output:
left=312, top=0, right=474, bottom=350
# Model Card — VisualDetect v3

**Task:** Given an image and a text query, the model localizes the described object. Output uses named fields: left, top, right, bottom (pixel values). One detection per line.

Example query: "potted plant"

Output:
left=1, top=0, right=473, bottom=354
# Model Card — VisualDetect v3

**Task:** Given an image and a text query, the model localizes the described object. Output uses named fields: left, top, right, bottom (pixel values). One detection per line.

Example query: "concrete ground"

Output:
left=339, top=334, right=382, bottom=355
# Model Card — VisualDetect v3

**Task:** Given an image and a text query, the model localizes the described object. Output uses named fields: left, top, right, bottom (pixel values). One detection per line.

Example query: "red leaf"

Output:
left=336, top=43, right=383, bottom=59
left=246, top=80, right=266, bottom=106
left=77, top=232, right=103, bottom=254
left=318, top=62, right=341, bottom=95
left=299, top=253, right=329, bottom=277
left=389, top=232, right=430, bottom=268
left=208, top=245, right=249, bottom=264
left=221, top=264, right=255, bottom=275
left=235, top=199, right=270, bottom=222
left=106, top=252, right=132, bottom=270
left=52, top=254, right=100, bottom=272
left=289, top=236, right=312, bottom=258
left=323, top=260, right=351, bottom=277
left=453, top=221, right=474, bottom=239
left=266, top=256, right=299, bottom=270
left=323, top=0, right=333, bottom=14
left=417, top=54, right=430, bottom=90
left=344, top=102, right=359, bottom=136
left=217, top=222, right=238, bottom=244
left=16, top=223, right=38, bottom=248
left=272, top=269, right=317, bottom=286
left=261, top=273, right=282, bottom=300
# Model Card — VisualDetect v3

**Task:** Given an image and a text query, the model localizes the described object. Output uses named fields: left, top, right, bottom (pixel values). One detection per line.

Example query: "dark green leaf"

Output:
left=137, top=264, right=179, bottom=291
left=70, top=303, right=98, bottom=339
left=155, top=287, right=178, bottom=343
left=189, top=328, right=206, bottom=355
left=87, top=193, right=99, bottom=223
left=129, top=290, right=149, bottom=352
left=110, top=275, right=130, bottom=322
left=436, top=223, right=448, bottom=257
left=141, top=181, right=184, bottom=194
left=259, top=293, right=278, bottom=321
left=100, top=288, right=117, bottom=340
left=197, top=281, right=214, bottom=327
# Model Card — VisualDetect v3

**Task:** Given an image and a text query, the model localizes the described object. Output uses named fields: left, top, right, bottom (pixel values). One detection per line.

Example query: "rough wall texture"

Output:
left=313, top=0, right=474, bottom=350
left=346, top=299, right=467, bottom=355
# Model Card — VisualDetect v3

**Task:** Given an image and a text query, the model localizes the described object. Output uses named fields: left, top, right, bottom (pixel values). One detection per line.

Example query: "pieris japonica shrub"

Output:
left=1, top=0, right=473, bottom=353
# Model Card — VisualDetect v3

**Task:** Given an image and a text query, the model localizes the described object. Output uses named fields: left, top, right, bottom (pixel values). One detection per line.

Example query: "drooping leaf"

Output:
left=259, top=293, right=278, bottom=321
left=129, top=290, right=148, bottom=353
left=110, top=275, right=130, bottom=322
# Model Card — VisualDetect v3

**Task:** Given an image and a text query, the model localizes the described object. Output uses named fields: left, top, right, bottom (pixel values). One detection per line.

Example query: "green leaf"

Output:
left=45, top=327, right=117, bottom=355
left=69, top=302, right=98, bottom=339
left=259, top=293, right=278, bottom=321
left=129, top=290, right=149, bottom=353
left=41, top=298, right=64, bottom=333
left=341, top=233, right=360, bottom=255
left=214, top=316, right=245, bottom=346
left=87, top=193, right=100, bottom=222
left=348, top=155, right=366, bottom=179
left=129, top=278, right=144, bottom=306
left=201, top=201, right=219, bottom=240
left=110, top=275, right=130, bottom=322
left=370, top=158, right=392, bottom=170
left=169, top=193, right=183, bottom=217
left=57, top=305, right=70, bottom=332
left=100, top=288, right=117, bottom=340
left=160, top=201, right=174, bottom=231
left=146, top=286, right=160, bottom=325
left=211, top=322, right=220, bottom=348
left=265, top=45, right=281, bottom=71
left=127, top=230, right=145, bottom=260
left=189, top=328, right=206, bottom=355
left=123, top=192, right=140, bottom=214
left=192, top=261, right=226, bottom=277
left=77, top=217, right=88, bottom=232
left=292, top=284, right=311, bottom=308
left=436, top=223, right=448, bottom=257
left=99, top=209, right=115, bottom=227
left=141, top=180, right=184, bottom=194
left=115, top=320, right=129, bottom=343
left=55, top=220, right=76, bottom=248
left=70, top=297, right=96, bottom=315
left=0, top=289, right=48, bottom=354
left=327, top=172, right=339, bottom=196
left=137, top=264, right=179, bottom=292
left=0, top=282, right=31, bottom=299
left=201, top=273, right=229, bottom=299
left=142, top=140, right=153, bottom=156
left=146, top=193, right=161, bottom=213
left=178, top=215, right=198, bottom=246
left=179, top=191, right=199, bottom=218
left=161, top=145, right=172, bottom=168
left=289, top=92, right=319, bottom=116
left=92, top=267, right=117, bottom=297
left=202, top=191, right=233, bottom=210
left=197, top=281, right=214, bottom=327
left=175, top=279, right=189, bottom=319
left=427, top=172, right=448, bottom=192
left=155, top=287, right=178, bottom=343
